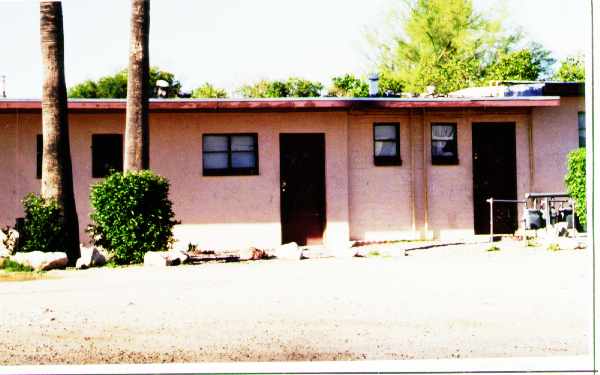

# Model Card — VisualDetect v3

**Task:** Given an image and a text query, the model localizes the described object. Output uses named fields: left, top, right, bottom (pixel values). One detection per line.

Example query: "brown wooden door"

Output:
left=280, top=133, right=326, bottom=245
left=472, top=123, right=518, bottom=234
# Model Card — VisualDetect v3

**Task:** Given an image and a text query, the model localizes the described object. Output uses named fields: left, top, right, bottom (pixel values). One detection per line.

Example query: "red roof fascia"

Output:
left=0, top=98, right=560, bottom=111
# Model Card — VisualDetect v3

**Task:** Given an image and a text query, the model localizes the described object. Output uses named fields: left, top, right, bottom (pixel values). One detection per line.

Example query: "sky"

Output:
left=0, top=0, right=590, bottom=98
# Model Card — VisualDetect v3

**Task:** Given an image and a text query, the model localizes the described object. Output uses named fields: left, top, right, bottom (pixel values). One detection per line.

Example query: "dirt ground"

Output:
left=0, top=242, right=592, bottom=365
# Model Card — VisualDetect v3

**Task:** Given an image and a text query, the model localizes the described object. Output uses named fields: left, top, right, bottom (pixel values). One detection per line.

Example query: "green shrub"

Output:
left=89, top=170, right=178, bottom=264
left=486, top=245, right=500, bottom=252
left=565, top=148, right=586, bottom=227
left=547, top=243, right=560, bottom=252
left=19, top=194, right=68, bottom=253
left=0, top=258, right=34, bottom=272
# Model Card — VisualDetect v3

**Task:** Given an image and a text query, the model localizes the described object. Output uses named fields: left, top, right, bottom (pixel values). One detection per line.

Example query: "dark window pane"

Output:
left=374, top=125, right=397, bottom=140
left=432, top=140, right=455, bottom=157
left=231, top=135, right=255, bottom=151
left=373, top=123, right=401, bottom=166
left=431, top=123, right=458, bottom=165
left=36, top=134, right=42, bottom=179
left=232, top=151, right=256, bottom=168
left=374, top=141, right=397, bottom=157
left=202, top=133, right=258, bottom=175
left=92, top=134, right=123, bottom=178
left=203, top=135, right=228, bottom=152
left=432, top=124, right=455, bottom=140
left=203, top=152, right=228, bottom=169
left=578, top=112, right=586, bottom=148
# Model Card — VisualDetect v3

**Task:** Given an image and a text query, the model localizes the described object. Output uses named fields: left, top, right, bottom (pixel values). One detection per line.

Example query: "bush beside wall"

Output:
left=19, top=194, right=68, bottom=253
left=565, top=148, right=586, bottom=227
left=89, top=171, right=178, bottom=264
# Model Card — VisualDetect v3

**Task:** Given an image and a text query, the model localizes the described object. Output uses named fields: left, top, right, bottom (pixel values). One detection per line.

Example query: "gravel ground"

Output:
left=0, top=242, right=592, bottom=365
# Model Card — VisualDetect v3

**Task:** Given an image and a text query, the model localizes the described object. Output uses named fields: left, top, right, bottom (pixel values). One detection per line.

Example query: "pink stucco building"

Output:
left=0, top=85, right=585, bottom=250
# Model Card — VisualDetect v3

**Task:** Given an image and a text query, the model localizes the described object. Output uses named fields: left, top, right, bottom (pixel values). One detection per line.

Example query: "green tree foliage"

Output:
left=328, top=74, right=369, bottom=97
left=565, top=148, right=586, bottom=227
left=326, top=73, right=405, bottom=97
left=89, top=171, right=178, bottom=264
left=191, top=83, right=228, bottom=98
left=19, top=194, right=68, bottom=253
left=372, top=0, right=551, bottom=95
left=378, top=72, right=404, bottom=96
left=68, top=67, right=182, bottom=98
left=553, top=55, right=585, bottom=82
left=484, top=44, right=555, bottom=82
left=238, top=77, right=323, bottom=98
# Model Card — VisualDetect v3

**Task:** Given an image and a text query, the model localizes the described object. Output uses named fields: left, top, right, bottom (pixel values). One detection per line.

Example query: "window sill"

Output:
left=203, top=168, right=259, bottom=176
left=432, top=158, right=459, bottom=166
left=374, top=158, right=402, bottom=167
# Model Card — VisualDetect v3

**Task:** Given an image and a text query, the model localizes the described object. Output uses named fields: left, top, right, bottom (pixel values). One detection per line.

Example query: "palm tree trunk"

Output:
left=40, top=1, right=80, bottom=265
left=124, top=0, right=150, bottom=171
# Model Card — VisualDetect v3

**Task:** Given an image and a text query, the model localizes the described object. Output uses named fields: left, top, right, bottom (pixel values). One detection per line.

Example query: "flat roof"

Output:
left=0, top=97, right=561, bottom=112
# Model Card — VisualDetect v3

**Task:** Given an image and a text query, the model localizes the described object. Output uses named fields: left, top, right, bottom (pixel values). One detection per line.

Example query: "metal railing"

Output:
left=486, top=193, right=576, bottom=243
left=485, top=198, right=526, bottom=243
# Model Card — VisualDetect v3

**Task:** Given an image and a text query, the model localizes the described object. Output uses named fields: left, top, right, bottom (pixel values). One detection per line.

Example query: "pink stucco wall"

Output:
left=149, top=111, right=349, bottom=250
left=348, top=113, right=414, bottom=240
left=532, top=97, right=584, bottom=193
left=422, top=112, right=530, bottom=239
left=0, top=111, right=349, bottom=250
left=3, top=112, right=125, bottom=242
left=0, top=113, right=18, bottom=228
left=0, top=98, right=583, bottom=248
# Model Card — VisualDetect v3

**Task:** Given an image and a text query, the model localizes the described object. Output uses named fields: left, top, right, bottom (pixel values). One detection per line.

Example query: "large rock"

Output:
left=169, top=249, right=189, bottom=264
left=239, top=247, right=267, bottom=261
left=6, top=229, right=19, bottom=254
left=0, top=229, right=19, bottom=257
left=353, top=246, right=369, bottom=258
left=75, top=245, right=107, bottom=270
left=144, top=252, right=168, bottom=267
left=144, top=250, right=189, bottom=267
left=0, top=230, right=8, bottom=258
left=0, top=244, right=9, bottom=259
left=274, top=242, right=302, bottom=260
left=554, top=222, right=569, bottom=237
left=10, top=251, right=68, bottom=271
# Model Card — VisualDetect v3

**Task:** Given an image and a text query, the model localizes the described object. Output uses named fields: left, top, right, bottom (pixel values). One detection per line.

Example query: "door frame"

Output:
left=279, top=133, right=327, bottom=245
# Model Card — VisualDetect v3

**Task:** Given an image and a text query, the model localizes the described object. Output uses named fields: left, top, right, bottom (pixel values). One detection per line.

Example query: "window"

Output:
left=373, top=123, right=401, bottom=166
left=202, top=133, right=258, bottom=176
left=431, top=123, right=458, bottom=165
left=36, top=134, right=42, bottom=179
left=92, top=134, right=123, bottom=178
left=578, top=111, right=586, bottom=148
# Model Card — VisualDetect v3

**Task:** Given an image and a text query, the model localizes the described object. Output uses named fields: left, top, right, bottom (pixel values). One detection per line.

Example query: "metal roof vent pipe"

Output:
left=368, top=73, right=379, bottom=97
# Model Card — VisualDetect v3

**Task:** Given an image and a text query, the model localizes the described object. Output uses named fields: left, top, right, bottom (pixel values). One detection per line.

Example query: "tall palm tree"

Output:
left=39, top=1, right=80, bottom=264
left=124, top=0, right=150, bottom=171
